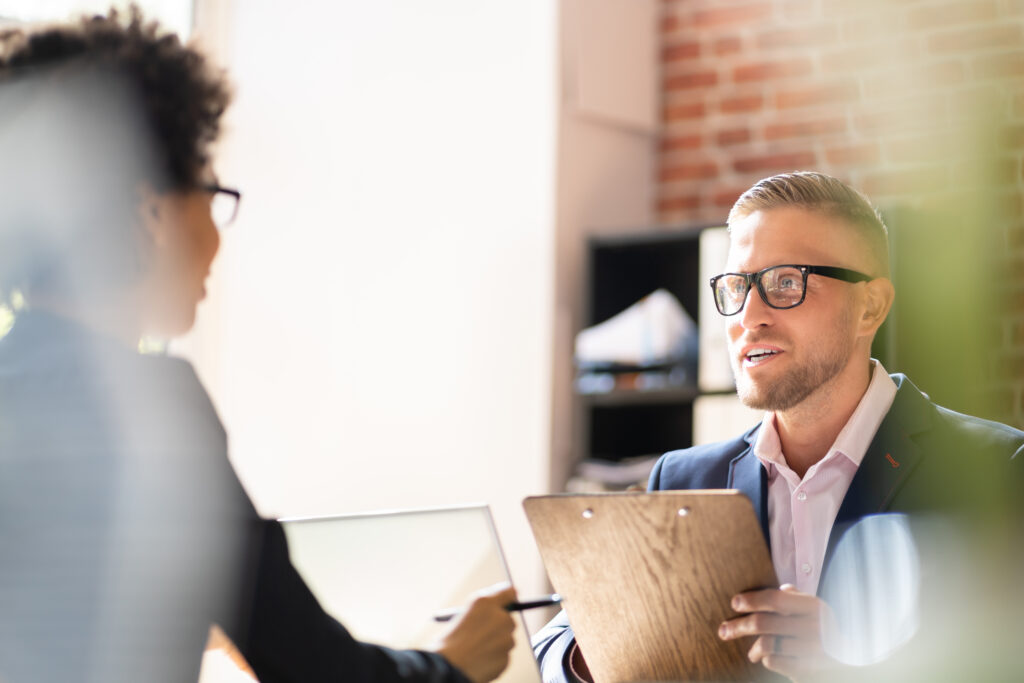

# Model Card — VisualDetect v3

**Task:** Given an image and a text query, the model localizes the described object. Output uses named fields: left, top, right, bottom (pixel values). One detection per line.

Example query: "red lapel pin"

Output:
left=885, top=453, right=900, bottom=468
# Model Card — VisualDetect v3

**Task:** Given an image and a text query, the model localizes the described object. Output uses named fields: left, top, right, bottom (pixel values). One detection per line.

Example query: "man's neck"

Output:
left=774, top=359, right=874, bottom=479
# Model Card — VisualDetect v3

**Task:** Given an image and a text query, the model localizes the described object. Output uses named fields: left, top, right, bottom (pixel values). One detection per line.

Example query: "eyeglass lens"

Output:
left=715, top=266, right=806, bottom=314
left=210, top=191, right=239, bottom=227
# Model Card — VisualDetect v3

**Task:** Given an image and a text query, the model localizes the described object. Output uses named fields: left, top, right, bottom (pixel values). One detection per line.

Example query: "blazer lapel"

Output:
left=823, top=374, right=932, bottom=568
left=727, top=426, right=770, bottom=548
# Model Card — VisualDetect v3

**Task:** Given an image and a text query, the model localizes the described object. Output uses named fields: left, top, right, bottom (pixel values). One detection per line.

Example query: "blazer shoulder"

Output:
left=931, top=403, right=1024, bottom=459
left=892, top=373, right=1024, bottom=458
left=649, top=426, right=759, bottom=491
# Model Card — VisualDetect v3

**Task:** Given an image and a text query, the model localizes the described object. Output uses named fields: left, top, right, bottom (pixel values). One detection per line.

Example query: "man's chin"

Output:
left=737, top=387, right=772, bottom=411
left=736, top=379, right=794, bottom=412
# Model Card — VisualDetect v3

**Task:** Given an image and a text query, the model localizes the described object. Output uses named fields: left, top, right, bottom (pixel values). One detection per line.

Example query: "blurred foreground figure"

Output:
left=0, top=8, right=514, bottom=683
left=534, top=172, right=1024, bottom=682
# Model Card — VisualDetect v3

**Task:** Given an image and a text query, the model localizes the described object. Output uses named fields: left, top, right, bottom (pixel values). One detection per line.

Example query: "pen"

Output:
left=432, top=594, right=562, bottom=622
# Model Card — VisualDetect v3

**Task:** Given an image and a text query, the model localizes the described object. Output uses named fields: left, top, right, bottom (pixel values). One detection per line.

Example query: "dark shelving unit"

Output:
left=575, top=225, right=721, bottom=471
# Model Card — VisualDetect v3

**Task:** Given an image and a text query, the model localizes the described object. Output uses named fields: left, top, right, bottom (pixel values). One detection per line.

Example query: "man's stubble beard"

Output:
left=731, top=313, right=857, bottom=412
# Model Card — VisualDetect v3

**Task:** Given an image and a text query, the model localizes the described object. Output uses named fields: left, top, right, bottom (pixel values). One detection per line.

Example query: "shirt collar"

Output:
left=754, top=359, right=898, bottom=473
left=830, top=359, right=897, bottom=465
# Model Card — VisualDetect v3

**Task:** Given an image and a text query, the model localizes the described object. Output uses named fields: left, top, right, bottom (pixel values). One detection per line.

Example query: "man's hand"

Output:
left=434, top=584, right=517, bottom=683
left=717, top=584, right=836, bottom=682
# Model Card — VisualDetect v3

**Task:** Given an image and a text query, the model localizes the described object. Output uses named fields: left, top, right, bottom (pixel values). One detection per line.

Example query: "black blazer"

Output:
left=0, top=311, right=470, bottom=683
left=532, top=374, right=1024, bottom=682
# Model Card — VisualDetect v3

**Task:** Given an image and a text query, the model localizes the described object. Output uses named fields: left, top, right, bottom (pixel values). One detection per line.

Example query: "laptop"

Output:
left=280, top=505, right=542, bottom=683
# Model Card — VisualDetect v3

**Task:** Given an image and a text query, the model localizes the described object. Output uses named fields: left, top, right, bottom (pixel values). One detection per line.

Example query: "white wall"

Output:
left=183, top=0, right=557, bottom=600
left=549, top=0, right=659, bottom=489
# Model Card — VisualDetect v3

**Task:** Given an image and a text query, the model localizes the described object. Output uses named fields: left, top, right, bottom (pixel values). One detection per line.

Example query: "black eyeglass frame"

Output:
left=197, top=183, right=242, bottom=227
left=709, top=264, right=874, bottom=316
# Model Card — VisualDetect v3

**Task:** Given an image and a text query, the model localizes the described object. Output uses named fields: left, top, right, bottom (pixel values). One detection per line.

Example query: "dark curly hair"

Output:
left=0, top=5, right=229, bottom=190
left=0, top=6, right=230, bottom=305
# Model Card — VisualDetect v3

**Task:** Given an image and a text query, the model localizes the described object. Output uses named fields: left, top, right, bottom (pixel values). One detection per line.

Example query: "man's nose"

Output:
left=738, top=285, right=773, bottom=330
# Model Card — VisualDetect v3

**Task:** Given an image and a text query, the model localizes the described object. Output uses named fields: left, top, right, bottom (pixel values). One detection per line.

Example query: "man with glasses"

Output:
left=0, top=8, right=516, bottom=683
left=534, top=171, right=1024, bottom=682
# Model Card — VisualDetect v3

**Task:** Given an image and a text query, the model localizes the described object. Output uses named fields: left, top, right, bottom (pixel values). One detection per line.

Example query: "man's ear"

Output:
left=860, top=277, right=895, bottom=335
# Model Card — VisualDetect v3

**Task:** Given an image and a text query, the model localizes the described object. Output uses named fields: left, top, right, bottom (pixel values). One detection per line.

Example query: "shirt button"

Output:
left=796, top=491, right=807, bottom=501
left=801, top=563, right=812, bottom=574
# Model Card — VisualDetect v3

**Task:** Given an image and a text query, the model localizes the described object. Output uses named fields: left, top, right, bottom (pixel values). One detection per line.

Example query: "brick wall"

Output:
left=657, top=0, right=1024, bottom=427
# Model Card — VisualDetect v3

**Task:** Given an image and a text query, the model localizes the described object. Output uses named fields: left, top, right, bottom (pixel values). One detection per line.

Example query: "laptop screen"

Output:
left=280, top=505, right=541, bottom=683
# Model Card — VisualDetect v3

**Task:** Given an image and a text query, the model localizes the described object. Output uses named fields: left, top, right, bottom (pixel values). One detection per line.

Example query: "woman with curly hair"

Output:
left=0, top=8, right=515, bottom=682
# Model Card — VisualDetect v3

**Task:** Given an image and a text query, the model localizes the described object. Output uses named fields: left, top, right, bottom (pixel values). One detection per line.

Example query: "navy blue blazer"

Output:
left=532, top=374, right=1024, bottom=682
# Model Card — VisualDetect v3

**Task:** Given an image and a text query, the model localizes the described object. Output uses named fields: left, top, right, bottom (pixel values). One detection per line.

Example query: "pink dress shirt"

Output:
left=753, top=361, right=897, bottom=595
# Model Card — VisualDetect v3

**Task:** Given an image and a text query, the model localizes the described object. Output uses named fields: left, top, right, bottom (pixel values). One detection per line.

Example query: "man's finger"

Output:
left=745, top=633, right=822, bottom=661
left=746, top=634, right=775, bottom=663
left=718, top=613, right=804, bottom=640
left=731, top=587, right=819, bottom=616
left=720, top=611, right=823, bottom=642
left=760, top=653, right=807, bottom=679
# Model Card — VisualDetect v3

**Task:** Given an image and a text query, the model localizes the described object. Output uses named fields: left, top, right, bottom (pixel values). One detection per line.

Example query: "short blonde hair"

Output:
left=729, top=171, right=890, bottom=277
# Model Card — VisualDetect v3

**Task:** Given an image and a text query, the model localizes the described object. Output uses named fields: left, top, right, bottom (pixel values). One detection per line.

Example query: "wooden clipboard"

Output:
left=523, top=491, right=777, bottom=682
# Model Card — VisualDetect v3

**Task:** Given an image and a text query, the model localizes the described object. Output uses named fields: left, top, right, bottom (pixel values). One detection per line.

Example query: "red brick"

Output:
left=663, top=42, right=701, bottom=62
left=841, top=15, right=905, bottom=44
left=824, top=143, right=881, bottom=165
left=928, top=25, right=1023, bottom=54
left=692, top=3, right=774, bottom=28
left=764, top=117, right=847, bottom=140
left=713, top=188, right=747, bottom=208
left=779, top=0, right=814, bottom=20
left=923, top=60, right=969, bottom=87
left=906, top=0, right=998, bottom=29
left=720, top=93, right=764, bottom=113
left=829, top=0, right=909, bottom=15
left=948, top=85, right=1006, bottom=125
left=860, top=166, right=950, bottom=196
left=665, top=70, right=719, bottom=91
left=660, top=134, right=703, bottom=152
left=716, top=128, right=751, bottom=146
left=663, top=101, right=707, bottom=121
left=660, top=161, right=719, bottom=182
left=657, top=195, right=702, bottom=213
left=733, top=58, right=814, bottom=83
left=952, top=156, right=1020, bottom=187
left=866, top=61, right=967, bottom=98
left=854, top=96, right=949, bottom=134
left=974, top=51, right=1024, bottom=79
left=714, top=36, right=743, bottom=56
left=887, top=135, right=960, bottom=164
left=821, top=45, right=901, bottom=74
left=733, top=151, right=817, bottom=173
left=755, top=23, right=841, bottom=51
left=775, top=82, right=859, bottom=110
